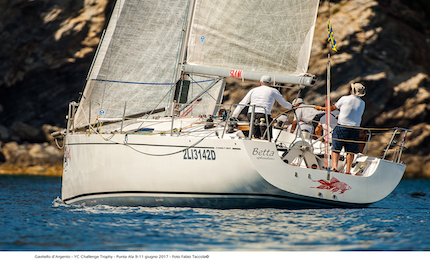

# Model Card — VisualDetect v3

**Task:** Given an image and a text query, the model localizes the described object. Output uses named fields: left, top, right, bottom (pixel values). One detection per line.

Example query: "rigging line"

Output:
left=274, top=85, right=305, bottom=90
left=86, top=118, right=117, bottom=141
left=54, top=137, right=64, bottom=150
left=141, top=78, right=220, bottom=120
left=329, top=124, right=391, bottom=131
left=331, top=137, right=393, bottom=145
left=91, top=78, right=216, bottom=85
left=92, top=79, right=173, bottom=85
left=262, top=107, right=296, bottom=141
left=143, top=89, right=173, bottom=120
left=92, top=124, right=215, bottom=156
left=187, top=75, right=219, bottom=102
left=123, top=131, right=215, bottom=157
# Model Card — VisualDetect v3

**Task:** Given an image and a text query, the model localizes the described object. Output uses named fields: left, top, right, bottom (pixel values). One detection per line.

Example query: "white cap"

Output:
left=351, top=83, right=366, bottom=97
left=292, top=98, right=304, bottom=105
left=277, top=115, right=288, bottom=122
left=260, top=75, right=271, bottom=85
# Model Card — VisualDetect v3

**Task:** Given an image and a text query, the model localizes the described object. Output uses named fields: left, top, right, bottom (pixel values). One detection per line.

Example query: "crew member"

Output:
left=315, top=83, right=366, bottom=174
left=232, top=75, right=292, bottom=139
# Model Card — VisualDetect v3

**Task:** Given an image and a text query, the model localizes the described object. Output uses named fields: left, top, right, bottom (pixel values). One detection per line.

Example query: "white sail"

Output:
left=186, top=0, right=319, bottom=84
left=73, top=0, right=197, bottom=130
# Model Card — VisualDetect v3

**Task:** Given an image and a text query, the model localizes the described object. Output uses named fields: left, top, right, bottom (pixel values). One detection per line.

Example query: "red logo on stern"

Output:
left=230, top=69, right=243, bottom=78
left=312, top=177, right=351, bottom=194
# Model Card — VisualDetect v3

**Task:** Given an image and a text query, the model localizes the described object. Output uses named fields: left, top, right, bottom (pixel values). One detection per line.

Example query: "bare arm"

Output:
left=314, top=105, right=338, bottom=111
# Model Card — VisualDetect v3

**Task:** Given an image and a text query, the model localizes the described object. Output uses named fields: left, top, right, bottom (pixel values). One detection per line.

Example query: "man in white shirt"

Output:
left=232, top=75, right=292, bottom=139
left=315, top=83, right=366, bottom=174
left=289, top=98, right=324, bottom=134
left=315, top=110, right=339, bottom=142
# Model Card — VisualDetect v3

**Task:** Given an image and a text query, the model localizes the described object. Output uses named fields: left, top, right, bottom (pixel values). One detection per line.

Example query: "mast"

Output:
left=325, top=0, right=337, bottom=169
left=325, top=54, right=331, bottom=169
left=164, top=0, right=197, bottom=116
left=325, top=0, right=332, bottom=169
left=170, top=0, right=196, bottom=102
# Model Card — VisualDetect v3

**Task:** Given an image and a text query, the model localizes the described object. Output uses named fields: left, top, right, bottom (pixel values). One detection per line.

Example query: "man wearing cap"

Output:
left=289, top=98, right=324, bottom=135
left=314, top=83, right=366, bottom=174
left=232, top=75, right=292, bottom=139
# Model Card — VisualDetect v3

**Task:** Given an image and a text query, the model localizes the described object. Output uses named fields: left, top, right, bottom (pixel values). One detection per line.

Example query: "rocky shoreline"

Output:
left=0, top=124, right=63, bottom=176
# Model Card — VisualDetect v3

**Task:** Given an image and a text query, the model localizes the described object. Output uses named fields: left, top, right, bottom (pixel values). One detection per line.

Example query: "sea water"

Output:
left=0, top=175, right=429, bottom=257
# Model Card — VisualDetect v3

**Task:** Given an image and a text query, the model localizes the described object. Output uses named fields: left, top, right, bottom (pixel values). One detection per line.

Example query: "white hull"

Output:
left=62, top=130, right=405, bottom=208
left=61, top=0, right=408, bottom=209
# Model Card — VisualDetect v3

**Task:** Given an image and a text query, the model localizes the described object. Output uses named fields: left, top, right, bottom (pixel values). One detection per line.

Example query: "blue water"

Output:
left=0, top=175, right=429, bottom=252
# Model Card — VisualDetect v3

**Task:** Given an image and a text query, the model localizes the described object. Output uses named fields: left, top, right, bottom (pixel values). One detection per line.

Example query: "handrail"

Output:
left=249, top=105, right=255, bottom=140
left=66, top=101, right=79, bottom=135
left=223, top=103, right=270, bottom=140
left=273, top=112, right=411, bottom=164
left=382, top=127, right=411, bottom=163
left=363, top=128, right=371, bottom=155
left=68, top=100, right=411, bottom=165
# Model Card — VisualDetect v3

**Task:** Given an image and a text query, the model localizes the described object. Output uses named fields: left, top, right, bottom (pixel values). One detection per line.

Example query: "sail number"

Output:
left=230, top=69, right=243, bottom=78
left=183, top=149, right=216, bottom=160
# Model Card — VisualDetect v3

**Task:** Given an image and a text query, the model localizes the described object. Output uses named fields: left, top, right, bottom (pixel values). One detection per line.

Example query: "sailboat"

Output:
left=60, top=0, right=410, bottom=208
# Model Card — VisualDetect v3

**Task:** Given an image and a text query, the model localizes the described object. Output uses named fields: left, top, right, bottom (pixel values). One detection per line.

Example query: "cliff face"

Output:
left=0, top=0, right=112, bottom=131
left=0, top=0, right=113, bottom=175
left=0, top=0, right=429, bottom=177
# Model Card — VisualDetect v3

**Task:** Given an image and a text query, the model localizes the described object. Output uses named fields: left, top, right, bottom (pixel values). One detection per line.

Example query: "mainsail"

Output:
left=185, top=0, right=320, bottom=84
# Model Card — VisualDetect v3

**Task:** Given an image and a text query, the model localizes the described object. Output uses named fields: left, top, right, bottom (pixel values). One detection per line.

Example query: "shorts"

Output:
left=332, top=126, right=360, bottom=153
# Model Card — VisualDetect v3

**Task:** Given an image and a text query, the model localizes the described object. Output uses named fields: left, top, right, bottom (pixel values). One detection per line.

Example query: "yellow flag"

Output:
left=327, top=20, right=338, bottom=52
